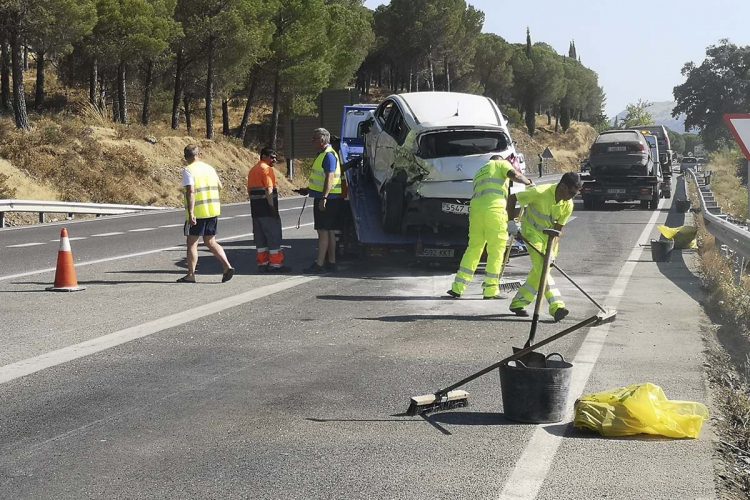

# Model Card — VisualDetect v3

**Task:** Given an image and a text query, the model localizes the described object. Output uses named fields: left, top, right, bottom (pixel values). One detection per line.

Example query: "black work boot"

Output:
left=553, top=308, right=570, bottom=322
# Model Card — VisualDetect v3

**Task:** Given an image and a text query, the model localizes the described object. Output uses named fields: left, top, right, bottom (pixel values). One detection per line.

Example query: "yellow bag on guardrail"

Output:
left=573, top=383, right=708, bottom=438
left=657, top=225, right=698, bottom=249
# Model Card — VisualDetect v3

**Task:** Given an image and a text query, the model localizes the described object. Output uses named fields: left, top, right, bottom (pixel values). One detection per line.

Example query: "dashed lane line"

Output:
left=497, top=199, right=665, bottom=500
left=91, top=232, right=125, bottom=237
left=0, top=276, right=317, bottom=385
left=6, top=242, right=46, bottom=248
left=128, top=228, right=156, bottom=232
left=0, top=222, right=313, bottom=282
left=159, top=223, right=184, bottom=228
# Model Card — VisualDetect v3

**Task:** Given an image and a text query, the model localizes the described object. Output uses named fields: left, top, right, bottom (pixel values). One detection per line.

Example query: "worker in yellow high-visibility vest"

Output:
left=508, top=172, right=583, bottom=321
left=447, top=154, right=533, bottom=299
left=178, top=144, right=234, bottom=283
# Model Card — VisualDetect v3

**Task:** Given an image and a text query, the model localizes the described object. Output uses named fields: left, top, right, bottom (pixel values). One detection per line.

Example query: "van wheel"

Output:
left=382, top=180, right=405, bottom=233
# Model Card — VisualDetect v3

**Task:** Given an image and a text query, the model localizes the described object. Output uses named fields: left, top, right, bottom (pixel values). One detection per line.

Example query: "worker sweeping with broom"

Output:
left=507, top=172, right=583, bottom=321
left=446, top=154, right=533, bottom=300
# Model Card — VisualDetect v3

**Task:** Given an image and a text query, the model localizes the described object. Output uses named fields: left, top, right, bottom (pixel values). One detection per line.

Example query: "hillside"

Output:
left=512, top=116, right=597, bottom=173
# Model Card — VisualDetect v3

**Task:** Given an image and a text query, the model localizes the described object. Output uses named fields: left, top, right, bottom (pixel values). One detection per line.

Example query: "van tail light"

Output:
left=640, top=188, right=651, bottom=195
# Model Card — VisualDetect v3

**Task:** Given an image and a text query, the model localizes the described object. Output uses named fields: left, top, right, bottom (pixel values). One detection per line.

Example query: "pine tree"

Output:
left=568, top=40, right=577, bottom=60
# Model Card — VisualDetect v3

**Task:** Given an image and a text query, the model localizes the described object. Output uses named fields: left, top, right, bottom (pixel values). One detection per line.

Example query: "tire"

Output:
left=650, top=189, right=660, bottom=210
left=381, top=180, right=405, bottom=233
left=582, top=197, right=594, bottom=210
left=640, top=200, right=650, bottom=210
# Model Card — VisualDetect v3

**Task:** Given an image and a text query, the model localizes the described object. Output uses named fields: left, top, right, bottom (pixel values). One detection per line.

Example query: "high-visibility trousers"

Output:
left=451, top=209, right=508, bottom=298
left=509, top=243, right=565, bottom=314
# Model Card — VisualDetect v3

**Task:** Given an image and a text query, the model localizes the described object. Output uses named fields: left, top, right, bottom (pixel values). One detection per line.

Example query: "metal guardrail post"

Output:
left=0, top=212, right=4, bottom=228
left=38, top=212, right=45, bottom=224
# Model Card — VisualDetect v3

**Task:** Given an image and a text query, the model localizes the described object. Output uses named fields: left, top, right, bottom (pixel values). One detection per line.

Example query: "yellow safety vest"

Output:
left=518, top=183, right=573, bottom=247
left=309, top=145, right=342, bottom=194
left=471, top=159, right=512, bottom=210
left=186, top=161, right=221, bottom=220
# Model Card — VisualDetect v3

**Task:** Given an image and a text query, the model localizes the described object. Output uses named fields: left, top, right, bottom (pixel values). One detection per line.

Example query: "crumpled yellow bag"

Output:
left=574, top=383, right=708, bottom=438
left=657, top=225, right=698, bottom=249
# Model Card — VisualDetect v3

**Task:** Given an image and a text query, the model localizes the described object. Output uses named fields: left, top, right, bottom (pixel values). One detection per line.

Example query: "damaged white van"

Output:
left=363, top=92, right=520, bottom=233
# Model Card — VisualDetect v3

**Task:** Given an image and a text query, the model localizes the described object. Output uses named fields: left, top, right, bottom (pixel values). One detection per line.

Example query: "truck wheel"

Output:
left=381, top=180, right=405, bottom=233
left=650, top=190, right=660, bottom=210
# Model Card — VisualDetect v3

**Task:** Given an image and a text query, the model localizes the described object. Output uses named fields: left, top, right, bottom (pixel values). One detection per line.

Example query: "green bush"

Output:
left=0, top=173, right=16, bottom=198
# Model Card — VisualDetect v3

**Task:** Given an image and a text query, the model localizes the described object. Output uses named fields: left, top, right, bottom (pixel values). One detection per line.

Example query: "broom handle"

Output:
left=519, top=235, right=608, bottom=314
left=435, top=313, right=602, bottom=397
left=526, top=230, right=559, bottom=347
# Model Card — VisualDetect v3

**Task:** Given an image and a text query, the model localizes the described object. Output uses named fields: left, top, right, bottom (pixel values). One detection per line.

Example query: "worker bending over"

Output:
left=447, top=154, right=533, bottom=299
left=508, top=172, right=583, bottom=321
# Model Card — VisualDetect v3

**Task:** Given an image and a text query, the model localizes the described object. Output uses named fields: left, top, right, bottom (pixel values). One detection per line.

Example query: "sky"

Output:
left=363, top=0, right=750, bottom=117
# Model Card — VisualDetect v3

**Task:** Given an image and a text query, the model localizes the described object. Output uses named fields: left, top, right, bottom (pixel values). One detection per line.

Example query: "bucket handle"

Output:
left=545, top=352, right=565, bottom=362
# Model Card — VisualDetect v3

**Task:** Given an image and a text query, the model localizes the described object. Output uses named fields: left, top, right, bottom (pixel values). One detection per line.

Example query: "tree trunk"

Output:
left=141, top=60, right=153, bottom=125
left=546, top=110, right=551, bottom=125
left=184, top=96, right=192, bottom=134
left=1, top=38, right=10, bottom=112
left=23, top=44, right=28, bottom=71
left=239, top=75, right=258, bottom=142
left=221, top=98, right=230, bottom=136
left=117, top=61, right=127, bottom=123
left=171, top=47, right=183, bottom=129
left=112, top=79, right=119, bottom=122
left=205, top=35, right=215, bottom=139
left=98, top=75, right=106, bottom=111
left=269, top=67, right=280, bottom=150
left=428, top=50, right=435, bottom=91
left=444, top=57, right=451, bottom=92
left=10, top=28, right=29, bottom=129
left=524, top=97, right=535, bottom=136
left=408, top=66, right=412, bottom=92
left=34, top=51, right=45, bottom=110
left=89, top=58, right=98, bottom=106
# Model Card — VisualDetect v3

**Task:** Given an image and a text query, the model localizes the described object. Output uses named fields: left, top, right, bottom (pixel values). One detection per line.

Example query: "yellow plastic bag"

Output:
left=657, top=225, right=698, bottom=249
left=574, top=383, right=709, bottom=438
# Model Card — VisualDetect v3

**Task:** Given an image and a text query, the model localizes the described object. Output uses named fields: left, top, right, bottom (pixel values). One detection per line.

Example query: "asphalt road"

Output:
left=0, top=180, right=716, bottom=499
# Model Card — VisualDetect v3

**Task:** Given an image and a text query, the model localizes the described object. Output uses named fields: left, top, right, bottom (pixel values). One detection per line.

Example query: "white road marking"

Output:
left=159, top=223, right=184, bottom=228
left=128, top=228, right=156, bottom=232
left=91, top=232, right=125, bottom=237
left=497, top=200, right=664, bottom=500
left=6, top=242, right=45, bottom=248
left=0, top=222, right=313, bottom=282
left=234, top=214, right=251, bottom=218
left=0, top=276, right=317, bottom=385
left=219, top=216, right=234, bottom=220
left=49, top=237, right=87, bottom=242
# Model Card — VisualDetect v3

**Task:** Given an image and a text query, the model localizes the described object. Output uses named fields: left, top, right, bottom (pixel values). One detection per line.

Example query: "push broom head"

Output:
left=406, top=390, right=469, bottom=416
left=499, top=280, right=522, bottom=292
left=596, top=309, right=617, bottom=325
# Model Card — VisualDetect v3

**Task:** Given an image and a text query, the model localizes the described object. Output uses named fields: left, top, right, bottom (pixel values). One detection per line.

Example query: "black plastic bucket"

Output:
left=650, top=239, right=674, bottom=262
left=499, top=353, right=573, bottom=423
left=675, top=199, right=691, bottom=213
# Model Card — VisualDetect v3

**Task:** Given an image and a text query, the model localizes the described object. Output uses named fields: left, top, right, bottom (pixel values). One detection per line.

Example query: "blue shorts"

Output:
left=184, top=217, right=218, bottom=237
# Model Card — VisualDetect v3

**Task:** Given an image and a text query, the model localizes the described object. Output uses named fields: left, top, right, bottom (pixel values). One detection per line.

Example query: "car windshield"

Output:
left=418, top=130, right=509, bottom=158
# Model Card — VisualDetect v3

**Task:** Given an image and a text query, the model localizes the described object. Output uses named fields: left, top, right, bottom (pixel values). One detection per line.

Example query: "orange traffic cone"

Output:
left=46, top=228, right=85, bottom=292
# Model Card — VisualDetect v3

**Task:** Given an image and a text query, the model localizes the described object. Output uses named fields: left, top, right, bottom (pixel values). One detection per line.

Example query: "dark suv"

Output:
left=588, top=130, right=655, bottom=177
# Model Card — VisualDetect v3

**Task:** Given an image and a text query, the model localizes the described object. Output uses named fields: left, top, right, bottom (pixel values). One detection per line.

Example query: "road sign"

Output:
left=541, top=147, right=554, bottom=160
left=723, top=114, right=750, bottom=160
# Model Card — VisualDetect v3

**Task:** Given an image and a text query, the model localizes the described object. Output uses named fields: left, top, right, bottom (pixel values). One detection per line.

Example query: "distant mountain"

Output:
left=612, top=101, right=696, bottom=134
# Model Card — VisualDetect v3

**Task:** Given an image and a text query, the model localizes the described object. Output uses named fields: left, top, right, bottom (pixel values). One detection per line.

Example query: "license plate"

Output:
left=418, top=248, right=455, bottom=258
left=608, top=188, right=626, bottom=194
left=608, top=146, right=627, bottom=152
left=441, top=202, right=469, bottom=215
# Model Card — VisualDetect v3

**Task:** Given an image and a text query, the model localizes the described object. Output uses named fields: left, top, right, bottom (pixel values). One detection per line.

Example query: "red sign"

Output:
left=723, top=113, right=750, bottom=160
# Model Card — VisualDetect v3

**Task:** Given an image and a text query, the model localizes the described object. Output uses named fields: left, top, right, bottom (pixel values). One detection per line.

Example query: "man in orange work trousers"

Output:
left=248, top=147, right=290, bottom=273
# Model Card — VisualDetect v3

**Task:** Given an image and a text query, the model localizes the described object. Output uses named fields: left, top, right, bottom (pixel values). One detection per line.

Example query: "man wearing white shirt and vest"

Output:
left=178, top=144, right=234, bottom=283
left=447, top=154, right=533, bottom=299
left=507, top=172, right=582, bottom=321
left=304, top=128, right=343, bottom=274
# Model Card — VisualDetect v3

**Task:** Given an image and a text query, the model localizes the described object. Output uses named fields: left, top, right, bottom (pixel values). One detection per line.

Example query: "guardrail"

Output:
left=0, top=199, right=171, bottom=228
left=686, top=170, right=750, bottom=282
